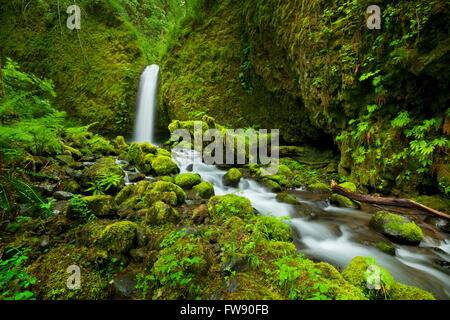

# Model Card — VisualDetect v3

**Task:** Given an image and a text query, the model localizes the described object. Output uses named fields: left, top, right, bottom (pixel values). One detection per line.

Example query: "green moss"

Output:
left=225, top=273, right=284, bottom=300
left=174, top=173, right=202, bottom=189
left=377, top=242, right=396, bottom=255
left=152, top=236, right=212, bottom=299
left=342, top=256, right=434, bottom=300
left=278, top=164, right=293, bottom=177
left=330, top=194, right=360, bottom=209
left=370, top=211, right=424, bottom=245
left=263, top=179, right=282, bottom=192
left=150, top=181, right=186, bottom=205
left=80, top=157, right=124, bottom=193
left=390, top=283, right=435, bottom=300
left=151, top=156, right=179, bottom=176
left=192, top=181, right=215, bottom=199
left=308, top=182, right=331, bottom=193
left=253, top=216, right=292, bottom=242
left=338, top=182, right=357, bottom=193
left=82, top=195, right=118, bottom=217
left=223, top=168, right=243, bottom=187
left=96, top=221, right=138, bottom=254
left=276, top=193, right=300, bottom=205
left=28, top=245, right=107, bottom=300
left=208, top=194, right=255, bottom=221
left=138, top=201, right=180, bottom=226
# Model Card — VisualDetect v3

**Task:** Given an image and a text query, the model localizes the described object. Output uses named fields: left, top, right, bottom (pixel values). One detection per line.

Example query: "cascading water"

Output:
left=133, top=65, right=160, bottom=144
left=128, top=70, right=450, bottom=299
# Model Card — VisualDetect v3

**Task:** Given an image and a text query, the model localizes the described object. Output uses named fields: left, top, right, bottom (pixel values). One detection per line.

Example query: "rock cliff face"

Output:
left=0, top=0, right=148, bottom=135
left=161, top=0, right=449, bottom=195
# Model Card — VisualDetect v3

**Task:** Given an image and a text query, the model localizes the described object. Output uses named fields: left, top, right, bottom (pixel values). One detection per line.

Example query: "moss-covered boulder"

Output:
left=308, top=182, right=331, bottom=193
left=276, top=193, right=300, bottom=205
left=223, top=168, right=243, bottom=187
left=138, top=201, right=180, bottom=226
left=83, top=195, right=118, bottom=218
left=331, top=194, right=360, bottom=209
left=339, top=182, right=357, bottom=192
left=192, top=181, right=215, bottom=199
left=80, top=157, right=124, bottom=194
left=208, top=194, right=255, bottom=221
left=369, top=211, right=423, bottom=245
left=96, top=221, right=138, bottom=255
left=28, top=245, right=107, bottom=300
left=115, top=180, right=186, bottom=211
left=377, top=242, right=396, bottom=255
left=342, top=256, right=434, bottom=300
left=151, top=156, right=179, bottom=176
left=174, top=173, right=202, bottom=189
left=253, top=216, right=292, bottom=242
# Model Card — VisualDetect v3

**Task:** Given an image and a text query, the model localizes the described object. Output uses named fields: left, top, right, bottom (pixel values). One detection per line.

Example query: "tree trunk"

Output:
left=331, top=181, right=450, bottom=220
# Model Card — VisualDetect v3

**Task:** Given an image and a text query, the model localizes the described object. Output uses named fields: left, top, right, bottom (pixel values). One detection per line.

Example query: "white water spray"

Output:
left=133, top=65, right=160, bottom=144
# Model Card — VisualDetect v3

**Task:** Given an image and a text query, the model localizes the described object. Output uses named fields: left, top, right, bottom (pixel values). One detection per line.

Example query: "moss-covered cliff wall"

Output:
left=0, top=0, right=148, bottom=135
left=161, top=0, right=449, bottom=196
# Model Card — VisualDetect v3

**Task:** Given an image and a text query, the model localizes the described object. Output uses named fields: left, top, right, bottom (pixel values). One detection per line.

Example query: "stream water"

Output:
left=130, top=65, right=450, bottom=299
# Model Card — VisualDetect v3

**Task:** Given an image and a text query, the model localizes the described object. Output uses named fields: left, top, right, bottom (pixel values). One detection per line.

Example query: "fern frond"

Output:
left=8, top=176, right=45, bottom=209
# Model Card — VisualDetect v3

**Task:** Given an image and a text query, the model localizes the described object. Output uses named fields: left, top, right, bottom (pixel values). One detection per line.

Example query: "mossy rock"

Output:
left=342, top=256, right=434, bottom=300
left=83, top=195, right=118, bottom=218
left=140, top=142, right=158, bottom=154
left=224, top=273, right=284, bottom=300
left=156, top=149, right=172, bottom=158
left=208, top=194, right=255, bottom=221
left=96, top=221, right=138, bottom=255
left=278, top=164, right=294, bottom=177
left=276, top=193, right=300, bottom=205
left=338, top=182, right=357, bottom=192
left=174, top=173, right=202, bottom=189
left=28, top=245, right=107, bottom=300
left=377, top=242, right=396, bottom=255
left=138, top=201, right=180, bottom=226
left=116, top=180, right=186, bottom=210
left=80, top=157, right=124, bottom=194
left=192, top=181, right=215, bottom=199
left=253, top=216, right=292, bottom=242
left=151, top=156, right=179, bottom=176
left=314, top=262, right=367, bottom=300
left=330, top=194, right=360, bottom=209
left=223, top=168, right=243, bottom=187
left=369, top=211, right=423, bottom=245
left=308, top=182, right=331, bottom=193
left=149, top=181, right=186, bottom=206
left=263, top=179, right=282, bottom=192
left=113, top=136, right=128, bottom=152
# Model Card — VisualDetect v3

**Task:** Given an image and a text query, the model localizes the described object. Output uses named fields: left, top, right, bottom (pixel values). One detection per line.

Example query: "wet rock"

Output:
left=369, top=211, right=423, bottom=246
left=110, top=272, right=138, bottom=300
left=65, top=168, right=83, bottom=180
left=175, top=173, right=202, bottom=189
left=331, top=193, right=360, bottom=209
left=276, top=192, right=300, bottom=205
left=39, top=235, right=51, bottom=249
left=51, top=200, right=69, bottom=215
left=223, top=168, right=242, bottom=187
left=192, top=204, right=209, bottom=225
left=221, top=255, right=250, bottom=273
left=192, top=181, right=215, bottom=199
left=225, top=277, right=240, bottom=294
left=126, top=171, right=146, bottom=183
left=53, top=191, right=74, bottom=200
left=308, top=182, right=331, bottom=193
left=35, top=184, right=57, bottom=197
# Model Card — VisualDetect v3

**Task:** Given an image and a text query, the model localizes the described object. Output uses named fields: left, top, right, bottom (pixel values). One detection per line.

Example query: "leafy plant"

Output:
left=0, top=247, right=36, bottom=300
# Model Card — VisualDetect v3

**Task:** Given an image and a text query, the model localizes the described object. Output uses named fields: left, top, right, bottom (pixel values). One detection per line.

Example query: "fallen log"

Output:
left=331, top=181, right=450, bottom=220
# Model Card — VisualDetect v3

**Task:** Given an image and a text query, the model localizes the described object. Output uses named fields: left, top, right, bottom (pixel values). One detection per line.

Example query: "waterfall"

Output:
left=133, top=65, right=160, bottom=144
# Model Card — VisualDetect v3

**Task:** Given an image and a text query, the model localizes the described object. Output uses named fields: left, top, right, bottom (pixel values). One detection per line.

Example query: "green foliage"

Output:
left=69, top=195, right=96, bottom=223
left=0, top=247, right=36, bottom=300
left=86, top=170, right=124, bottom=195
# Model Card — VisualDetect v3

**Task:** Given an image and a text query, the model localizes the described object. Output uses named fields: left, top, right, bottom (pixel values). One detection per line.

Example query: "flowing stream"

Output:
left=131, top=65, right=450, bottom=299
